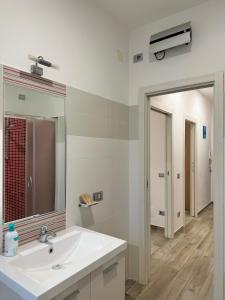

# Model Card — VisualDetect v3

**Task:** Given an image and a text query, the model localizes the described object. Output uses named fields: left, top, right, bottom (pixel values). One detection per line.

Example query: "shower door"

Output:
left=4, top=116, right=56, bottom=221
left=34, top=119, right=55, bottom=214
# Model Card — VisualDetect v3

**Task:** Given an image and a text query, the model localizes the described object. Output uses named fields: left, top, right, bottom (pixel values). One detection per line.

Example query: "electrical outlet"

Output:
left=93, top=191, right=103, bottom=202
left=18, top=94, right=26, bottom=101
left=177, top=211, right=181, bottom=218
left=159, top=210, right=165, bottom=216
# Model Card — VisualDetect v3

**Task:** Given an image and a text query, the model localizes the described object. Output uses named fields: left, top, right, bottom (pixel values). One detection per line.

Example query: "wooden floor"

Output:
left=126, top=204, right=213, bottom=300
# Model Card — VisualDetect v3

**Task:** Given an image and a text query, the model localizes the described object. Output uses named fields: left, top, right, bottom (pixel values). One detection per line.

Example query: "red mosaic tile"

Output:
left=4, top=117, right=26, bottom=222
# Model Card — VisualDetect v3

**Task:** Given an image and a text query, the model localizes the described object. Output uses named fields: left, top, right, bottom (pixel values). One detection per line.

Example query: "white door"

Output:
left=150, top=109, right=167, bottom=228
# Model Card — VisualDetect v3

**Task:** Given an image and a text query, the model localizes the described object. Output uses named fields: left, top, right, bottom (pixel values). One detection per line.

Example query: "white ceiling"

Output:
left=95, top=0, right=208, bottom=30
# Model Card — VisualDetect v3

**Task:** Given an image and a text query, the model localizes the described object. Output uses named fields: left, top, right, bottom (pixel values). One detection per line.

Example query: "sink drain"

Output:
left=52, top=264, right=63, bottom=270
left=52, top=262, right=72, bottom=270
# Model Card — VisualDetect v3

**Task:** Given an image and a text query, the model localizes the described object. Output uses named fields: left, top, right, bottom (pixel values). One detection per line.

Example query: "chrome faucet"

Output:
left=39, top=225, right=56, bottom=243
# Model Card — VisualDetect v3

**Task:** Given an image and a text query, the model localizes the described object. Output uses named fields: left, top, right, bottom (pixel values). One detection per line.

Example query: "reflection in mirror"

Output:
left=4, top=83, right=66, bottom=223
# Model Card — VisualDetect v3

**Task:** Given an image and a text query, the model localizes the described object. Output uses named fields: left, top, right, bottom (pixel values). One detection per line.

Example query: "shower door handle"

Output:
left=28, top=176, right=32, bottom=188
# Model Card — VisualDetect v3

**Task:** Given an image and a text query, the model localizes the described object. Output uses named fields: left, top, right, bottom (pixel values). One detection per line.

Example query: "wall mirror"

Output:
left=3, top=81, right=66, bottom=223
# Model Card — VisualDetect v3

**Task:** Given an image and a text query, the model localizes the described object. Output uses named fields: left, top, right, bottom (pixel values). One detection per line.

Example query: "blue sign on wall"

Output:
left=203, top=125, right=207, bottom=139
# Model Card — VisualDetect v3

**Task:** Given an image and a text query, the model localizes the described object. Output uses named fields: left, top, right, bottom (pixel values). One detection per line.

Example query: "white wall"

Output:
left=128, top=0, right=225, bottom=280
left=66, top=136, right=129, bottom=240
left=0, top=0, right=128, bottom=105
left=0, top=0, right=130, bottom=274
left=151, top=89, right=213, bottom=231
left=65, top=86, right=130, bottom=251
left=129, top=0, right=225, bottom=105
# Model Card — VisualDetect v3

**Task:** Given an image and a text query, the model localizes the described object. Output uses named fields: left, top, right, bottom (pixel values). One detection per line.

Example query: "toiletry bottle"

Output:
left=4, top=223, right=19, bottom=257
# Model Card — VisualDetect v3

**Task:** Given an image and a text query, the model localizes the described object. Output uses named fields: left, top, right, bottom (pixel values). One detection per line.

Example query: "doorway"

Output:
left=145, top=87, right=214, bottom=300
left=129, top=73, right=223, bottom=300
left=185, top=120, right=196, bottom=219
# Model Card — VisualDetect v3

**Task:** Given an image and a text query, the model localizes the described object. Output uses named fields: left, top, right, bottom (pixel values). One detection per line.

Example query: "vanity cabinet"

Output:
left=53, top=254, right=125, bottom=300
left=91, top=255, right=125, bottom=300
left=53, top=275, right=90, bottom=300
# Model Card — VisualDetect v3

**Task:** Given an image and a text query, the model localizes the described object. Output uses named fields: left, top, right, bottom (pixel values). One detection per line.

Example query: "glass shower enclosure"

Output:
left=4, top=116, right=56, bottom=222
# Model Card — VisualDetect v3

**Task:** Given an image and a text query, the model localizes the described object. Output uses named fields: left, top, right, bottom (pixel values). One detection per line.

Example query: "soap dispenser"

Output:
left=4, top=223, right=19, bottom=257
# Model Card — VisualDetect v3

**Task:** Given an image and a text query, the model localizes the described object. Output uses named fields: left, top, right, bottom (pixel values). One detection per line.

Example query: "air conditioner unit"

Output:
left=150, top=22, right=192, bottom=60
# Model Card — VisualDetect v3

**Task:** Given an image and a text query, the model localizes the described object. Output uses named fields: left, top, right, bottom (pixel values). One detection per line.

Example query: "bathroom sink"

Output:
left=10, top=231, right=82, bottom=272
left=0, top=226, right=127, bottom=299
left=10, top=229, right=115, bottom=279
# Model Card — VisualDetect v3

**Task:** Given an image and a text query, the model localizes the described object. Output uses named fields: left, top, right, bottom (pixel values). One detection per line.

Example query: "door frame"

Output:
left=184, top=118, right=198, bottom=218
left=137, top=73, right=224, bottom=300
left=150, top=107, right=173, bottom=238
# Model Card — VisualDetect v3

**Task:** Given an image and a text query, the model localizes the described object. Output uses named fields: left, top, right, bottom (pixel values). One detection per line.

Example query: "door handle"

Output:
left=64, top=289, right=80, bottom=300
left=103, top=262, right=118, bottom=274
left=68, top=289, right=80, bottom=298
left=27, top=176, right=32, bottom=188
left=158, top=173, right=165, bottom=178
